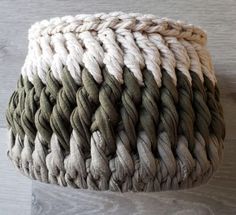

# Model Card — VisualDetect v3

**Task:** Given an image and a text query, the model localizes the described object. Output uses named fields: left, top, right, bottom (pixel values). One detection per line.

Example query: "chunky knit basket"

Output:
left=6, top=12, right=225, bottom=192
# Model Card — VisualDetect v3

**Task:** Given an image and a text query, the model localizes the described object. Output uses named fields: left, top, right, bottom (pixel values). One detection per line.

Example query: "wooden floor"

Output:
left=0, top=0, right=236, bottom=214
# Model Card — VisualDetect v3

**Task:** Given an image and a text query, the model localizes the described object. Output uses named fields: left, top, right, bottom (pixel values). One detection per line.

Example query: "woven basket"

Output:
left=6, top=12, right=225, bottom=192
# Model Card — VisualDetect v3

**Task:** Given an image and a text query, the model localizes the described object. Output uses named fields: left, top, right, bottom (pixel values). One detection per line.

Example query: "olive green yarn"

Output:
left=6, top=65, right=225, bottom=191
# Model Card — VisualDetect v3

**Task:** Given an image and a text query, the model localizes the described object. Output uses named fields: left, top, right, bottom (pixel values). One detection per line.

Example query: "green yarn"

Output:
left=6, top=65, right=225, bottom=191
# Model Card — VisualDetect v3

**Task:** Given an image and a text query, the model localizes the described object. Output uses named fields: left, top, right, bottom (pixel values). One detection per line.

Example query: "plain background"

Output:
left=0, top=1, right=236, bottom=214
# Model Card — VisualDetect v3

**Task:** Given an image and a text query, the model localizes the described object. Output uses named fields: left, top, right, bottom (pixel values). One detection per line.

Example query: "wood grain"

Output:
left=0, top=0, right=235, bottom=214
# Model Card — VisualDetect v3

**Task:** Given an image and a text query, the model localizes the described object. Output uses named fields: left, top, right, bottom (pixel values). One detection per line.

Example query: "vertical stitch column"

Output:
left=98, top=28, right=139, bottom=191
left=65, top=68, right=99, bottom=188
left=149, top=34, right=179, bottom=189
left=109, top=68, right=141, bottom=191
left=88, top=68, right=122, bottom=190
left=46, top=69, right=78, bottom=186
left=33, top=72, right=59, bottom=182
left=21, top=77, right=38, bottom=178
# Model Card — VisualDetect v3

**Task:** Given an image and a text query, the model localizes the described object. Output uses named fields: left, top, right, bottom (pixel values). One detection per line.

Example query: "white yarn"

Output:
left=50, top=33, right=68, bottom=82
left=38, top=36, right=54, bottom=83
left=79, top=31, right=104, bottom=83
left=10, top=134, right=23, bottom=169
left=32, top=133, right=48, bottom=182
left=90, top=131, right=110, bottom=189
left=165, top=36, right=192, bottom=84
left=64, top=33, right=84, bottom=85
left=190, top=41, right=216, bottom=84
left=64, top=130, right=87, bottom=188
left=98, top=28, right=124, bottom=83
left=21, top=135, right=34, bottom=177
left=116, top=28, right=145, bottom=85
left=46, top=134, right=65, bottom=185
left=149, top=33, right=177, bottom=85
left=21, top=12, right=215, bottom=87
left=133, top=31, right=162, bottom=87
left=180, top=39, right=204, bottom=83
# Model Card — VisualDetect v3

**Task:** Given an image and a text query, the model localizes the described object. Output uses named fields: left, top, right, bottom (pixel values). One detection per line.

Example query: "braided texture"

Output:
left=6, top=12, right=225, bottom=192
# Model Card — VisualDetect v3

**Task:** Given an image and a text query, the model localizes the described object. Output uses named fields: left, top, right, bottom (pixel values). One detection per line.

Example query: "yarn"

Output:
left=6, top=12, right=225, bottom=192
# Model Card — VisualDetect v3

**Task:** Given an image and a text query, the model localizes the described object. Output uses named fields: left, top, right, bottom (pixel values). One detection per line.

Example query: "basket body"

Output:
left=6, top=12, right=225, bottom=192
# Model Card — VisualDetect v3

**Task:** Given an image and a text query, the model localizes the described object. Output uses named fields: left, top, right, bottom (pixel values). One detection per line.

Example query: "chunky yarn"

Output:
left=6, top=12, right=225, bottom=192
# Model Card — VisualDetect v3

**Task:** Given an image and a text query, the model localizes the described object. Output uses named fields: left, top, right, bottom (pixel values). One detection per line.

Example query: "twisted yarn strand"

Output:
left=109, top=68, right=141, bottom=191
left=88, top=68, right=122, bottom=190
left=64, top=69, right=99, bottom=188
